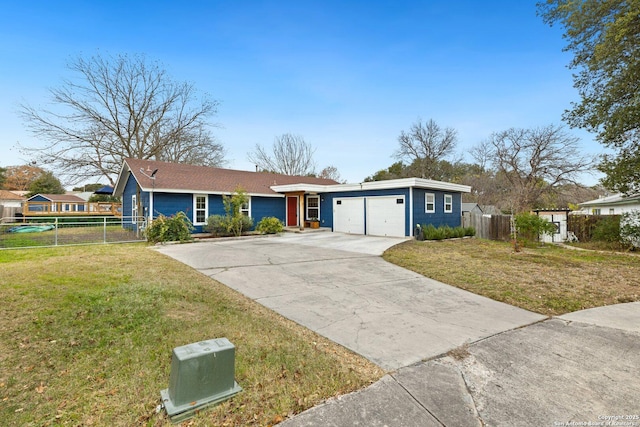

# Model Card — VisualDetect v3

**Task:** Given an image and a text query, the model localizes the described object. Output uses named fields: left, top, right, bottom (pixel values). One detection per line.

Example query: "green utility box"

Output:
left=161, top=338, right=242, bottom=423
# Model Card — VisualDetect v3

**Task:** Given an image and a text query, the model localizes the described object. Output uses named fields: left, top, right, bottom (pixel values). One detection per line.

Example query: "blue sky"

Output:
left=0, top=1, right=603, bottom=185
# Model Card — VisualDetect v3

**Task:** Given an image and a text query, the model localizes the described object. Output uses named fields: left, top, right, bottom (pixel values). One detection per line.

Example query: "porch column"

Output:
left=299, top=193, right=305, bottom=229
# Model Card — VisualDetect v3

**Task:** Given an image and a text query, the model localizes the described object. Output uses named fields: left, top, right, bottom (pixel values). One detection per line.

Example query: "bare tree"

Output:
left=394, top=119, right=458, bottom=179
left=19, top=53, right=225, bottom=185
left=485, top=125, right=595, bottom=212
left=318, top=165, right=343, bottom=182
left=248, top=133, right=316, bottom=176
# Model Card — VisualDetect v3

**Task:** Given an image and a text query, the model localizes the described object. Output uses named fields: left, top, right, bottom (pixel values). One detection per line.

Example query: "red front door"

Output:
left=287, top=196, right=298, bottom=226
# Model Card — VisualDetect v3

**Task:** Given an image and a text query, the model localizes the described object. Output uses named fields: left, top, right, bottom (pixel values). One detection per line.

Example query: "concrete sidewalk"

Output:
left=281, top=314, right=640, bottom=426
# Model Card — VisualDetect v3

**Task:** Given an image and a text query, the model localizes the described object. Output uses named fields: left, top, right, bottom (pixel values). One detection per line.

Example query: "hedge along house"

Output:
left=113, top=158, right=471, bottom=237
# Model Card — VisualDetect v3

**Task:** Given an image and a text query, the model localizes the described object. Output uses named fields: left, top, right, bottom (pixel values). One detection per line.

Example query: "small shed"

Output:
left=0, top=190, right=26, bottom=219
left=533, top=209, right=571, bottom=243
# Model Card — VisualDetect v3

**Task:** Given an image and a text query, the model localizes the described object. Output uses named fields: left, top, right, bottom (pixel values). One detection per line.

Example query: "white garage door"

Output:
left=366, top=196, right=406, bottom=237
left=333, top=197, right=365, bottom=234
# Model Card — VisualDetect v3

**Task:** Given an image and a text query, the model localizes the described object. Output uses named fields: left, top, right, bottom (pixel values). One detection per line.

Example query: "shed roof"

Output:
left=114, top=158, right=339, bottom=197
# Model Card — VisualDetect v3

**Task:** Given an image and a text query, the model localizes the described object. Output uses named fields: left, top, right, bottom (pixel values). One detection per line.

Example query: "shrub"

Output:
left=621, top=210, right=640, bottom=248
left=205, top=214, right=229, bottom=236
left=420, top=224, right=469, bottom=240
left=205, top=214, right=253, bottom=237
left=514, top=212, right=556, bottom=244
left=145, top=212, right=194, bottom=243
left=256, top=217, right=284, bottom=234
left=591, top=215, right=621, bottom=243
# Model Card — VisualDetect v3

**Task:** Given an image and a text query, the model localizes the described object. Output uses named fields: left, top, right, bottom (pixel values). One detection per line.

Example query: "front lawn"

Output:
left=0, top=244, right=383, bottom=426
left=383, top=239, right=640, bottom=315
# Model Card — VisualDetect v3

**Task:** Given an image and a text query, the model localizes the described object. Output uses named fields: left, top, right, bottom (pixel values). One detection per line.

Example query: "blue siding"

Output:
left=412, top=188, right=462, bottom=229
left=29, top=195, right=49, bottom=202
left=147, top=191, right=286, bottom=233
left=251, top=197, right=286, bottom=225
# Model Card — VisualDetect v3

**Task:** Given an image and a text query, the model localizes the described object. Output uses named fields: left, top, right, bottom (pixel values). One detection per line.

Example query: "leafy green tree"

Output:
left=26, top=171, right=65, bottom=196
left=72, top=183, right=104, bottom=192
left=538, top=0, right=640, bottom=194
left=224, top=188, right=253, bottom=236
left=514, top=212, right=558, bottom=244
left=364, top=161, right=405, bottom=182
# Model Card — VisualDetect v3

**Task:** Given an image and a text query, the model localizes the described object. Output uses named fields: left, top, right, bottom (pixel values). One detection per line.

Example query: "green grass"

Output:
left=383, top=239, right=640, bottom=316
left=0, top=244, right=383, bottom=426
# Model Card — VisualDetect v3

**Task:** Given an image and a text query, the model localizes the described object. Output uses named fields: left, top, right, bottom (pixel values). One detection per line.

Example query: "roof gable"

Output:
left=27, top=194, right=86, bottom=203
left=115, top=158, right=339, bottom=196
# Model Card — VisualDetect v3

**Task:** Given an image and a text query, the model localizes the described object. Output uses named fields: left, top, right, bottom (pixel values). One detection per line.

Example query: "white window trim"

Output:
left=444, top=194, right=453, bottom=213
left=425, top=193, right=435, bottom=213
left=241, top=197, right=251, bottom=217
left=132, top=195, right=138, bottom=224
left=306, top=195, right=320, bottom=220
left=193, top=194, right=208, bottom=225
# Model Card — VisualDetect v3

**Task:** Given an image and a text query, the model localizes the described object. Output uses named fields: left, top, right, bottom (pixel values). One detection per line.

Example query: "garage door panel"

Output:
left=366, top=196, right=405, bottom=237
left=333, top=198, right=365, bottom=234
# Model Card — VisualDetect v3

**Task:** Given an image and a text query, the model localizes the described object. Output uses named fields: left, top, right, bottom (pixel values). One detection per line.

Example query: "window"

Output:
left=194, top=195, right=208, bottom=225
left=241, top=197, right=251, bottom=217
left=444, top=194, right=453, bottom=213
left=425, top=193, right=435, bottom=213
left=132, top=195, right=138, bottom=223
left=609, top=208, right=615, bottom=215
left=306, top=196, right=320, bottom=220
left=592, top=208, right=601, bottom=215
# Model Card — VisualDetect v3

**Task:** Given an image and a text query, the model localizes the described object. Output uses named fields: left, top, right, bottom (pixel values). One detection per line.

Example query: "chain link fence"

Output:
left=0, top=216, right=147, bottom=249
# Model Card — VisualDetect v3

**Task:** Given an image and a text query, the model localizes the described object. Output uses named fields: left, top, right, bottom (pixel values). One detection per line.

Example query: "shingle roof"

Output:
left=579, top=193, right=640, bottom=207
left=0, top=190, right=25, bottom=201
left=120, top=158, right=339, bottom=196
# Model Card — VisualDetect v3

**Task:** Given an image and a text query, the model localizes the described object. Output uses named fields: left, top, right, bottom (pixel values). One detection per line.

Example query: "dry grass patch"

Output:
left=0, top=244, right=383, bottom=426
left=383, top=239, right=640, bottom=315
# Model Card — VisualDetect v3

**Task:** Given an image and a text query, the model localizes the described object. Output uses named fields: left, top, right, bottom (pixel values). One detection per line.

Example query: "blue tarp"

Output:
left=8, top=225, right=55, bottom=233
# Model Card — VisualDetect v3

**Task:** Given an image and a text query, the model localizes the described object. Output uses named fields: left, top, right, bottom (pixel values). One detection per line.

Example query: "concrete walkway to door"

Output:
left=155, top=232, right=545, bottom=370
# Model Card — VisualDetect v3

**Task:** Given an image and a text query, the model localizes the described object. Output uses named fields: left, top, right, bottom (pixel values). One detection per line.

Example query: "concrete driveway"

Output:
left=155, top=232, right=545, bottom=370
left=157, top=233, right=640, bottom=425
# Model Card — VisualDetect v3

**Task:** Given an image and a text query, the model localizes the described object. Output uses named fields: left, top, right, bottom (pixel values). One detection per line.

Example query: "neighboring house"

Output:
left=24, top=194, right=88, bottom=214
left=113, top=158, right=471, bottom=237
left=0, top=190, right=26, bottom=219
left=576, top=193, right=640, bottom=216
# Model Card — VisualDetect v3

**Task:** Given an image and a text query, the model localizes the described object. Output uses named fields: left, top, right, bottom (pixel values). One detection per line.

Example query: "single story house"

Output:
left=113, top=158, right=471, bottom=238
left=576, top=193, right=640, bottom=216
left=24, top=193, right=88, bottom=214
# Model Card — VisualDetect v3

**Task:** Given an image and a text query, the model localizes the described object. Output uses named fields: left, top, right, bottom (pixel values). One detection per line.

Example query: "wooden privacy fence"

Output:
left=463, top=212, right=512, bottom=241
